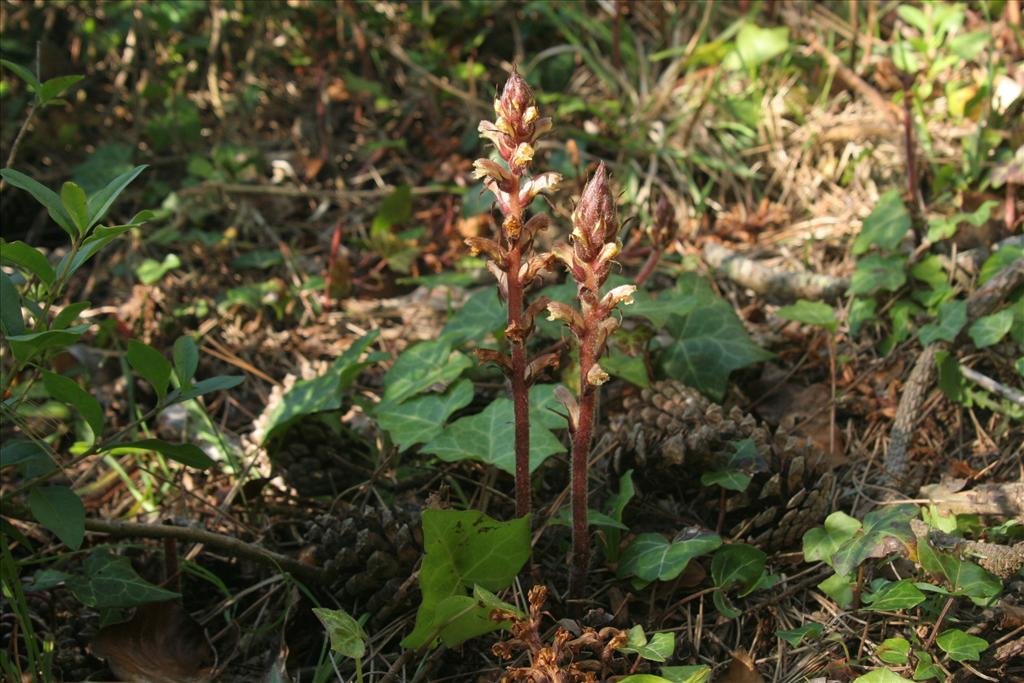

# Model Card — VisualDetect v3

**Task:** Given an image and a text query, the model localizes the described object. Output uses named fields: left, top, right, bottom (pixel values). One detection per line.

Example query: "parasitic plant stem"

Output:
left=470, top=70, right=561, bottom=520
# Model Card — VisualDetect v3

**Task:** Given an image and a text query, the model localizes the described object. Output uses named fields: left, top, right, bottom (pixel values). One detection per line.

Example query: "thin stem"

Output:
left=569, top=338, right=597, bottom=598
left=505, top=176, right=531, bottom=520
left=634, top=244, right=663, bottom=287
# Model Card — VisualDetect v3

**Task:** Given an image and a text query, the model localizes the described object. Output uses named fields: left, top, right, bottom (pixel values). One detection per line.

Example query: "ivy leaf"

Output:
left=876, top=637, right=910, bottom=665
left=660, top=298, right=772, bottom=401
left=29, top=485, right=84, bottom=550
left=67, top=551, right=180, bottom=608
left=312, top=607, right=367, bottom=660
left=829, top=505, right=916, bottom=577
left=803, top=511, right=862, bottom=563
left=853, top=189, right=911, bottom=254
left=371, top=184, right=412, bottom=236
left=421, top=394, right=565, bottom=474
left=967, top=309, right=1013, bottom=348
left=862, top=579, right=926, bottom=612
left=401, top=510, right=529, bottom=649
left=852, top=670, right=912, bottom=683
left=850, top=254, right=907, bottom=296
left=383, top=339, right=473, bottom=404
left=375, top=379, right=474, bottom=451
left=602, top=347, right=650, bottom=388
left=617, top=625, right=676, bottom=662
left=818, top=572, right=854, bottom=608
left=627, top=288, right=698, bottom=328
left=918, top=300, right=967, bottom=346
left=913, top=651, right=943, bottom=680
left=260, top=331, right=380, bottom=443
left=617, top=531, right=721, bottom=583
left=440, top=288, right=506, bottom=346
left=775, top=623, right=823, bottom=647
left=916, top=541, right=1001, bottom=606
left=935, top=629, right=988, bottom=662
left=711, top=544, right=767, bottom=594
left=777, top=300, right=837, bottom=333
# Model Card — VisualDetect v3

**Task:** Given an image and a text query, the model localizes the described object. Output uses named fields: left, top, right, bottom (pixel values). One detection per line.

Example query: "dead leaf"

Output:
left=717, top=649, right=765, bottom=683
left=91, top=602, right=214, bottom=683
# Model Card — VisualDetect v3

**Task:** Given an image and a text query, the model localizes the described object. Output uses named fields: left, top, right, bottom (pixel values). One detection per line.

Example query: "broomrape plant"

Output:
left=472, top=71, right=634, bottom=593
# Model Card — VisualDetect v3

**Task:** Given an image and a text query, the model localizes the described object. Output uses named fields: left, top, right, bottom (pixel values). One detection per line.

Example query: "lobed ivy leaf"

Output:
left=912, top=651, right=943, bottom=680
left=861, top=579, right=926, bottom=612
left=617, top=625, right=676, bottom=662
left=421, top=393, right=565, bottom=474
left=618, top=531, right=721, bottom=583
left=29, top=485, right=84, bottom=550
left=440, top=287, right=506, bottom=347
left=67, top=551, right=180, bottom=608
left=853, top=189, right=911, bottom=255
left=852, top=670, right=912, bottom=683
left=627, top=287, right=698, bottom=328
left=660, top=298, right=772, bottom=401
left=711, top=544, right=767, bottom=594
left=967, top=308, right=1013, bottom=348
left=312, top=606, right=367, bottom=659
left=803, top=511, right=861, bottom=563
left=935, top=628, right=987, bottom=662
left=828, top=505, right=917, bottom=577
left=777, top=299, right=838, bottom=333
left=916, top=540, right=1001, bottom=606
left=260, top=330, right=380, bottom=443
left=818, top=572, right=854, bottom=609
left=917, top=300, right=967, bottom=346
left=401, top=510, right=529, bottom=649
left=375, top=379, right=474, bottom=451
left=875, top=637, right=910, bottom=666
left=383, top=339, right=473, bottom=404
left=850, top=254, right=907, bottom=296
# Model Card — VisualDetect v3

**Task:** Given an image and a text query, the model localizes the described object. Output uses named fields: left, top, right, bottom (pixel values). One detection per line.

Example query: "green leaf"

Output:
left=383, top=339, right=473, bottom=404
left=52, top=301, right=90, bottom=330
left=711, top=544, right=766, bottom=593
left=440, top=288, right=506, bottom=346
left=876, top=637, right=910, bottom=665
left=0, top=169, right=76, bottom=237
left=627, top=288, right=698, bottom=328
left=724, top=24, right=789, bottom=70
left=660, top=298, right=772, bottom=401
left=803, top=511, right=861, bottom=562
left=260, top=331, right=380, bottom=443
left=935, top=628, right=987, bottom=662
left=86, top=165, right=148, bottom=228
left=126, top=340, right=172, bottom=400
left=658, top=665, right=712, bottom=683
left=421, top=394, right=565, bottom=474
left=375, top=379, right=474, bottom=451
left=0, top=271, right=25, bottom=336
left=862, top=579, right=926, bottom=612
left=776, top=623, right=823, bottom=646
left=174, top=375, right=245, bottom=402
left=978, top=246, right=1023, bottom=285
left=64, top=224, right=134, bottom=278
left=852, top=670, right=912, bottom=683
left=67, top=551, right=180, bottom=608
left=0, top=58, right=42, bottom=91
left=29, top=485, right=84, bottom=550
left=854, top=190, right=911, bottom=255
left=37, top=74, right=83, bottom=104
left=42, top=370, right=104, bottom=439
left=618, top=532, right=721, bottom=583
left=172, top=336, right=199, bottom=386
left=818, top=572, right=854, bottom=608
left=0, top=239, right=55, bottom=285
left=912, top=651, right=943, bottom=680
left=700, top=469, right=750, bottom=492
left=312, top=606, right=367, bottom=660
left=777, top=300, right=837, bottom=333
left=402, top=510, right=529, bottom=649
left=0, top=439, right=51, bottom=470
left=617, top=625, right=676, bottom=662
left=849, top=297, right=877, bottom=334
left=136, top=253, right=181, bottom=285
left=918, top=299, right=967, bottom=346
left=829, top=505, right=916, bottom=577
left=60, top=181, right=89, bottom=235
left=850, top=254, right=907, bottom=296
left=916, top=541, right=1002, bottom=606
left=968, top=308, right=1013, bottom=348
left=372, top=184, right=412, bottom=236
left=602, top=346, right=650, bottom=388
left=113, top=439, right=215, bottom=469
left=6, top=324, right=89, bottom=362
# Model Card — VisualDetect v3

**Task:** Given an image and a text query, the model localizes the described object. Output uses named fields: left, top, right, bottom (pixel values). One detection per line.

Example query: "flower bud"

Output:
left=572, top=163, right=619, bottom=263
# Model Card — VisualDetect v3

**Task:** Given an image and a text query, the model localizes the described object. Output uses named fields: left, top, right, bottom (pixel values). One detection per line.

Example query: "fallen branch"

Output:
left=959, top=364, right=1024, bottom=407
left=702, top=242, right=849, bottom=302
left=918, top=481, right=1024, bottom=518
left=4, top=506, right=328, bottom=585
left=911, top=518, right=1024, bottom=579
left=884, top=258, right=1024, bottom=489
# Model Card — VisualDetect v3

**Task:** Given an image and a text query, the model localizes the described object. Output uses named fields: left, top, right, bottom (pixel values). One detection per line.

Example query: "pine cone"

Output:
left=269, top=417, right=372, bottom=497
left=305, top=502, right=422, bottom=628
left=611, top=380, right=835, bottom=550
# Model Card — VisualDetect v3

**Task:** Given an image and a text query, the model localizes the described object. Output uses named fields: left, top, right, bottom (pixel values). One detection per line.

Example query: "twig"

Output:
left=178, top=180, right=448, bottom=202
left=959, top=364, right=1024, bottom=407
left=702, top=242, right=849, bottom=302
left=3, top=504, right=328, bottom=584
